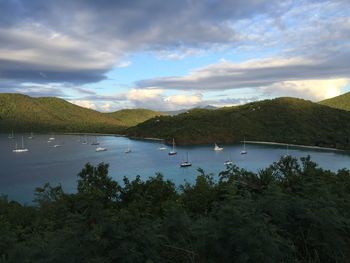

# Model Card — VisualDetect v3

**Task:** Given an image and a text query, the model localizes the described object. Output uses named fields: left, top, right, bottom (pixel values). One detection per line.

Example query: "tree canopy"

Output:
left=1, top=157, right=350, bottom=262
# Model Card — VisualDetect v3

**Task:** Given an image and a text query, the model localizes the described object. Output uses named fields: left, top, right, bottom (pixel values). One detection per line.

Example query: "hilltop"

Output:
left=319, top=92, right=350, bottom=111
left=0, top=94, right=160, bottom=133
left=106, top=109, right=163, bottom=127
left=127, top=97, right=350, bottom=150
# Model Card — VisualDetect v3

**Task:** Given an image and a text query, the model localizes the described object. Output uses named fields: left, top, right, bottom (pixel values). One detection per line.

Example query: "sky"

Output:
left=0, top=0, right=350, bottom=112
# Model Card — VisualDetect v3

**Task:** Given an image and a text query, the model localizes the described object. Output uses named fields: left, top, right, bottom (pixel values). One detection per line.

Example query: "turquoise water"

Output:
left=1, top=134, right=350, bottom=204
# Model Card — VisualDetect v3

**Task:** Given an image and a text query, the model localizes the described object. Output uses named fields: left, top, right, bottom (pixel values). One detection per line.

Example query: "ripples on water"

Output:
left=1, top=134, right=350, bottom=203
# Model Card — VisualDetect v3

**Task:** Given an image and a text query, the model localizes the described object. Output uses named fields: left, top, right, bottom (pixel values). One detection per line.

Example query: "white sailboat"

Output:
left=158, top=140, right=167, bottom=150
left=180, top=152, right=192, bottom=167
left=241, top=138, right=247, bottom=155
left=224, top=154, right=233, bottom=165
left=125, top=144, right=132, bottom=153
left=8, top=131, right=15, bottom=139
left=48, top=134, right=55, bottom=143
left=28, top=132, right=34, bottom=139
left=96, top=146, right=107, bottom=152
left=214, top=143, right=223, bottom=151
left=283, top=144, right=290, bottom=158
left=13, top=136, right=29, bottom=153
left=168, top=138, right=177, bottom=155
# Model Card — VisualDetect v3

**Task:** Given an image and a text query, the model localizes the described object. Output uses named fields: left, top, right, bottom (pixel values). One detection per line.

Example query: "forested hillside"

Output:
left=127, top=97, right=350, bottom=150
left=0, top=94, right=160, bottom=133
left=319, top=92, right=350, bottom=111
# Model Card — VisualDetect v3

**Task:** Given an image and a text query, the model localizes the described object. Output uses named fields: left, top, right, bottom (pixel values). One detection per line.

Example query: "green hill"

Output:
left=127, top=97, right=350, bottom=150
left=0, top=94, right=160, bottom=133
left=319, top=92, right=350, bottom=111
left=106, top=109, right=163, bottom=127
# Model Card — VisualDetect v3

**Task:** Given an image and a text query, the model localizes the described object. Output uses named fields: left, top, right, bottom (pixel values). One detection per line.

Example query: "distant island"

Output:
left=1, top=93, right=350, bottom=150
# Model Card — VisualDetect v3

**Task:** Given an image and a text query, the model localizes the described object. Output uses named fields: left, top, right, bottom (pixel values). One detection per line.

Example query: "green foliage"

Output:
left=1, top=158, right=350, bottom=262
left=0, top=93, right=161, bottom=133
left=319, top=92, right=350, bottom=111
left=127, top=97, right=350, bottom=150
left=106, top=108, right=163, bottom=127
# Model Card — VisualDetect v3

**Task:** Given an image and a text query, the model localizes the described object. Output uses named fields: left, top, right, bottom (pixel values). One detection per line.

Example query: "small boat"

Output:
left=96, top=147, right=107, bottom=152
left=168, top=138, right=177, bottom=155
left=224, top=154, right=233, bottom=165
left=125, top=144, right=132, bottom=153
left=91, top=136, right=100, bottom=146
left=283, top=144, right=290, bottom=158
left=13, top=136, right=29, bottom=153
left=81, top=135, right=88, bottom=145
left=28, top=132, right=34, bottom=139
left=53, top=144, right=62, bottom=148
left=241, top=138, right=247, bottom=155
left=180, top=152, right=192, bottom=167
left=158, top=141, right=167, bottom=150
left=8, top=131, right=15, bottom=139
left=214, top=143, right=223, bottom=151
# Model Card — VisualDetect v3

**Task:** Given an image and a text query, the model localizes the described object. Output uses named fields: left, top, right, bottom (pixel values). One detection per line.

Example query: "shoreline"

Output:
left=244, top=140, right=345, bottom=152
left=2, top=133, right=346, bottom=152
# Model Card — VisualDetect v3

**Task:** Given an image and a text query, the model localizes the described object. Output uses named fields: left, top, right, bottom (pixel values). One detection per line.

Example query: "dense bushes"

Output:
left=1, top=156, right=350, bottom=262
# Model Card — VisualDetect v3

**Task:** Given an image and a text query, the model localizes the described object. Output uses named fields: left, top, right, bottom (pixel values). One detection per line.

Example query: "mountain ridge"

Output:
left=126, top=97, right=350, bottom=150
left=0, top=93, right=161, bottom=133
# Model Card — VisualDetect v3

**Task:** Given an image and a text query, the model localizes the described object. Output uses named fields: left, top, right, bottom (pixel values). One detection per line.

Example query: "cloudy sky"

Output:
left=0, top=0, right=350, bottom=111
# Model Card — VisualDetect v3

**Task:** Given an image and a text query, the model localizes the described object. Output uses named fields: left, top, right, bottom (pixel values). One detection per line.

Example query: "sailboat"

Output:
left=283, top=144, right=290, bottom=158
left=158, top=140, right=167, bottom=150
left=91, top=136, right=100, bottom=145
left=168, top=138, right=177, bottom=155
left=96, top=146, right=107, bottom=152
left=240, top=138, right=247, bottom=155
left=8, top=131, right=15, bottom=139
left=125, top=144, right=132, bottom=153
left=13, top=136, right=29, bottom=153
left=28, top=132, right=34, bottom=139
left=214, top=143, right=223, bottom=151
left=180, top=152, right=192, bottom=167
left=224, top=154, right=233, bottom=165
left=81, top=135, right=88, bottom=145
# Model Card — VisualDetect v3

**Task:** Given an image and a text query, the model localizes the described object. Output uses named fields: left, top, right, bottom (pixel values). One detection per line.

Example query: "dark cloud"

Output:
left=136, top=49, right=350, bottom=91
left=0, top=0, right=286, bottom=86
left=0, top=0, right=349, bottom=100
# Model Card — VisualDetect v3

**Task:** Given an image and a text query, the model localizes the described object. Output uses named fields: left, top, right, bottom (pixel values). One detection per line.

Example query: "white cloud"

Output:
left=100, top=102, right=112, bottom=112
left=164, top=94, right=202, bottom=106
left=265, top=78, right=349, bottom=101
left=116, top=61, right=131, bottom=68
left=127, top=88, right=163, bottom=101
left=70, top=100, right=97, bottom=110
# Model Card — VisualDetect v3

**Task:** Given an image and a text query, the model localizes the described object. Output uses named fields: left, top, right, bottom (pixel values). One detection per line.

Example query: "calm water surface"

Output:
left=1, top=134, right=350, bottom=203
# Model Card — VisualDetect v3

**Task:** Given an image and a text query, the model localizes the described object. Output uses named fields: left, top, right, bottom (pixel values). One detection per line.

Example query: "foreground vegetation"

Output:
left=0, top=94, right=161, bottom=133
left=1, top=157, right=350, bottom=262
left=127, top=97, right=350, bottom=150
